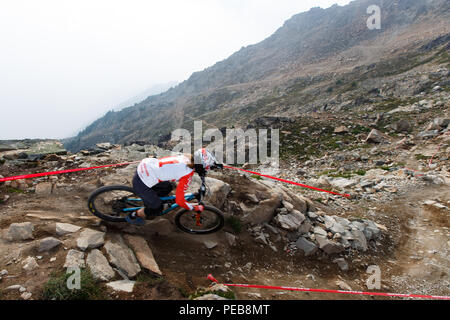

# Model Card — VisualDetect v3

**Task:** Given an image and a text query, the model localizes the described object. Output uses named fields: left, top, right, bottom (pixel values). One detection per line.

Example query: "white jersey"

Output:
left=137, top=155, right=194, bottom=189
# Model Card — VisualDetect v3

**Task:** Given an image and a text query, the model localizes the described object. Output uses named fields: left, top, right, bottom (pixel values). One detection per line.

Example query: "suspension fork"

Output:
left=195, top=212, right=202, bottom=226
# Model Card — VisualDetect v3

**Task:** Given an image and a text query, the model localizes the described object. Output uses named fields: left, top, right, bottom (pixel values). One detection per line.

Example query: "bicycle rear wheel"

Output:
left=174, top=205, right=224, bottom=234
left=87, top=185, right=143, bottom=222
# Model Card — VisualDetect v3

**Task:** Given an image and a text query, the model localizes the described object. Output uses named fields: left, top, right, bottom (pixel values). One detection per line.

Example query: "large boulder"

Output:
left=35, top=182, right=53, bottom=195
left=417, top=130, right=439, bottom=139
left=241, top=193, right=281, bottom=225
left=186, top=175, right=231, bottom=209
left=350, top=230, right=368, bottom=251
left=7, top=222, right=34, bottom=241
left=259, top=180, right=308, bottom=213
left=295, top=237, right=318, bottom=256
left=22, top=256, right=39, bottom=272
left=86, top=249, right=115, bottom=281
left=330, top=178, right=358, bottom=189
left=64, top=249, right=85, bottom=269
left=365, top=129, right=389, bottom=144
left=124, top=235, right=162, bottom=276
left=316, top=236, right=345, bottom=254
left=334, top=126, right=349, bottom=134
left=0, top=144, right=16, bottom=152
left=427, top=117, right=450, bottom=130
left=104, top=235, right=141, bottom=278
left=106, top=280, right=136, bottom=293
left=38, top=237, right=62, bottom=252
left=390, top=119, right=411, bottom=132
left=76, top=229, right=105, bottom=251
left=56, top=223, right=82, bottom=236
left=274, top=211, right=305, bottom=231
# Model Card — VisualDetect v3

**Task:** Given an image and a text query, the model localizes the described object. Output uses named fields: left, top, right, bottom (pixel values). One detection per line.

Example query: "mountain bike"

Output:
left=87, top=176, right=224, bottom=234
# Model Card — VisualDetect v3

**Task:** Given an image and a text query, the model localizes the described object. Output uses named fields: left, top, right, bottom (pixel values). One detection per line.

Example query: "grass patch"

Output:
left=351, top=125, right=371, bottom=135
left=225, top=216, right=243, bottom=234
left=189, top=288, right=236, bottom=300
left=319, top=169, right=365, bottom=178
left=378, top=166, right=391, bottom=171
left=415, top=154, right=431, bottom=161
left=42, top=269, right=106, bottom=300
left=5, top=186, right=26, bottom=194
left=250, top=174, right=262, bottom=180
left=136, top=271, right=165, bottom=286
left=178, top=287, right=190, bottom=298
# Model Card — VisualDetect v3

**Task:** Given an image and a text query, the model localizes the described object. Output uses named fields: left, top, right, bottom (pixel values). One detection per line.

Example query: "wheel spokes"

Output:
left=93, top=190, right=143, bottom=218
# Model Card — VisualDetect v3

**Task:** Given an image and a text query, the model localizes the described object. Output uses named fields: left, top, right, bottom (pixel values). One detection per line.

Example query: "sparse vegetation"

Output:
left=415, top=154, right=431, bottom=161
left=226, top=216, right=243, bottom=234
left=5, top=187, right=26, bottom=194
left=189, top=288, right=236, bottom=300
left=136, top=271, right=165, bottom=286
left=42, top=269, right=106, bottom=300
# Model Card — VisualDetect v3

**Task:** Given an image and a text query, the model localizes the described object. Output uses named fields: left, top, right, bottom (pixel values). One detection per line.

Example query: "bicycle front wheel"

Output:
left=174, top=205, right=224, bottom=235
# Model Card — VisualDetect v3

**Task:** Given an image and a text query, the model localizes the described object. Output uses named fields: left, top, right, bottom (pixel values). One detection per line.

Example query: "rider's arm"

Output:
left=175, top=171, right=194, bottom=210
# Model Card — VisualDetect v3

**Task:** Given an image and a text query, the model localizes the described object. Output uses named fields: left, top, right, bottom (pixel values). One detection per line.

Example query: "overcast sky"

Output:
left=0, top=0, right=352, bottom=140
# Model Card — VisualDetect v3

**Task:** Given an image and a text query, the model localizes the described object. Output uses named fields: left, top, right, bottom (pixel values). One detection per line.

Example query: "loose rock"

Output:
left=76, top=228, right=105, bottom=251
left=7, top=222, right=34, bottom=241
left=86, top=249, right=115, bottom=281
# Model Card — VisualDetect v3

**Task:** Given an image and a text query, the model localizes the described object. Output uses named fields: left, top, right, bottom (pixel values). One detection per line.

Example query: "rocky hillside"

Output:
left=0, top=95, right=448, bottom=299
left=64, top=0, right=450, bottom=152
left=0, top=0, right=449, bottom=301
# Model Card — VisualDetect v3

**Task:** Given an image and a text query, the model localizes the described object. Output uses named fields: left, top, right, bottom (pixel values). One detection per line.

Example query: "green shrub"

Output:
left=5, top=187, right=26, bottom=194
left=190, top=288, right=236, bottom=300
left=136, top=271, right=164, bottom=286
left=42, top=269, right=106, bottom=300
left=415, top=154, right=430, bottom=161
left=225, top=216, right=243, bottom=234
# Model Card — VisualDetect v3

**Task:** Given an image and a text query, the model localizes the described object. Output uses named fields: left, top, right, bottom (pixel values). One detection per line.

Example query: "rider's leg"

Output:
left=132, top=173, right=165, bottom=219
left=151, top=181, right=174, bottom=196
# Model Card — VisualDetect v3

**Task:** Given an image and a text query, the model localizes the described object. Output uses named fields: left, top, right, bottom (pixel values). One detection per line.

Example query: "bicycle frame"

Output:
left=122, top=193, right=197, bottom=216
left=121, top=177, right=206, bottom=216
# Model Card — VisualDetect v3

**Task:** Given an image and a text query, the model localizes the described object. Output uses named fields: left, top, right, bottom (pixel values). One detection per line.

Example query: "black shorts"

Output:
left=132, top=172, right=174, bottom=217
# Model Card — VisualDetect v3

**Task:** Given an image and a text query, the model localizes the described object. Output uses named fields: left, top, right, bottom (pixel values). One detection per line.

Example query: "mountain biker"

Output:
left=126, top=148, right=221, bottom=225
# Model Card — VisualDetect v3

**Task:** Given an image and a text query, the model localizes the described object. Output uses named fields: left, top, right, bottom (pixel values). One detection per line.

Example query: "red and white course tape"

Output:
left=0, top=161, right=351, bottom=198
left=207, top=274, right=450, bottom=300
left=0, top=161, right=140, bottom=182
left=224, top=165, right=351, bottom=198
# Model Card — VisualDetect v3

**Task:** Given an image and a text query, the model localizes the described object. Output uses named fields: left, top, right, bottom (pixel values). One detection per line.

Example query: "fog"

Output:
left=0, top=0, right=351, bottom=140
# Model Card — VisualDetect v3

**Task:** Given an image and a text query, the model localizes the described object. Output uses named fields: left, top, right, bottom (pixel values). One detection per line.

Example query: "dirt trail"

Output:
left=0, top=179, right=448, bottom=300
left=386, top=186, right=450, bottom=297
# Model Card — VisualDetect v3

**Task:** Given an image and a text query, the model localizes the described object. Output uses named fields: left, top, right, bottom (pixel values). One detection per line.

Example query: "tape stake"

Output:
left=206, top=275, right=450, bottom=300
left=223, top=165, right=351, bottom=198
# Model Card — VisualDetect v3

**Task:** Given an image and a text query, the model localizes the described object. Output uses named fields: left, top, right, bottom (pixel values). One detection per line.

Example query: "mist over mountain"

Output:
left=113, top=81, right=179, bottom=111
left=64, top=0, right=450, bottom=152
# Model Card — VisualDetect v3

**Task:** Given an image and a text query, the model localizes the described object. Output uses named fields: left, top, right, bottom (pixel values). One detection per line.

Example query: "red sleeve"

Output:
left=176, top=171, right=194, bottom=210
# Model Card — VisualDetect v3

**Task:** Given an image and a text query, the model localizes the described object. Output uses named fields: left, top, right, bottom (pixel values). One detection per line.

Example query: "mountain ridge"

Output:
left=64, top=0, right=450, bottom=152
